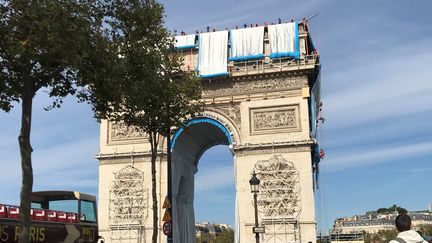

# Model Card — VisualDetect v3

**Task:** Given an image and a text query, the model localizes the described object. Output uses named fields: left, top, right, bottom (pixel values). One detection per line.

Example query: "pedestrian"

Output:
left=389, top=214, right=428, bottom=243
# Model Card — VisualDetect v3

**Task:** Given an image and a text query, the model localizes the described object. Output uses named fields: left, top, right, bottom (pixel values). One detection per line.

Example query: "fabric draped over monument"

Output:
left=171, top=117, right=234, bottom=243
left=234, top=157, right=240, bottom=243
left=197, top=31, right=229, bottom=78
left=171, top=156, right=196, bottom=243
left=174, top=34, right=196, bottom=49
left=173, top=22, right=301, bottom=78
left=229, top=26, right=265, bottom=61
left=268, top=22, right=299, bottom=59
left=310, top=74, right=321, bottom=138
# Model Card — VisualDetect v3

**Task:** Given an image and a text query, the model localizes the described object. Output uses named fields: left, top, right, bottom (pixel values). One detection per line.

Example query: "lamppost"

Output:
left=249, top=171, right=261, bottom=243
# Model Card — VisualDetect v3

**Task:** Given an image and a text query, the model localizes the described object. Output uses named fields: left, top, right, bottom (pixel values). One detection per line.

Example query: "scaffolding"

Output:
left=331, top=233, right=364, bottom=243
left=109, top=165, right=148, bottom=243
left=254, top=155, right=301, bottom=243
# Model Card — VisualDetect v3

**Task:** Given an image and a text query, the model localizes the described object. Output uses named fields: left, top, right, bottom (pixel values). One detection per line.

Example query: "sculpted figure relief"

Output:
left=215, top=104, right=241, bottom=127
left=110, top=121, right=147, bottom=142
left=253, top=109, right=297, bottom=130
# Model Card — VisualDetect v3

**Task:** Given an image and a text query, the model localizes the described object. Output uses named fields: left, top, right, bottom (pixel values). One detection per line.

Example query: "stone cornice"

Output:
left=201, top=72, right=309, bottom=99
left=201, top=62, right=317, bottom=83
left=96, top=150, right=166, bottom=164
left=234, top=139, right=315, bottom=156
left=202, top=89, right=302, bottom=105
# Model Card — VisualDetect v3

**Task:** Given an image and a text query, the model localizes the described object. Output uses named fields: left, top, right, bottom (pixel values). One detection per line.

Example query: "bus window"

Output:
left=31, top=202, right=42, bottom=209
left=49, top=200, right=78, bottom=213
left=80, top=200, right=96, bottom=222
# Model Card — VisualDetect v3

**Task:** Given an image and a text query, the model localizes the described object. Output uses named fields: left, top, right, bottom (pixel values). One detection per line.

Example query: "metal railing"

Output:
left=228, top=54, right=318, bottom=77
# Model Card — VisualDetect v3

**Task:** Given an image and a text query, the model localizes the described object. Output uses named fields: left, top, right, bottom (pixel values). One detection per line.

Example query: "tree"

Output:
left=196, top=228, right=234, bottom=243
left=0, top=1, right=103, bottom=242
left=364, top=229, right=398, bottom=243
left=78, top=1, right=203, bottom=242
left=1, top=1, right=198, bottom=243
left=197, top=232, right=214, bottom=243
left=376, top=204, right=407, bottom=214
left=418, top=224, right=432, bottom=236
left=214, top=228, right=234, bottom=243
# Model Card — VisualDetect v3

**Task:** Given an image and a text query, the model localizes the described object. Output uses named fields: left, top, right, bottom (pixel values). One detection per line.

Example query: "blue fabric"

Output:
left=228, top=54, right=265, bottom=61
left=295, top=22, right=299, bottom=56
left=269, top=51, right=300, bottom=59
left=175, top=44, right=196, bottom=49
left=310, top=93, right=316, bottom=138
left=198, top=72, right=229, bottom=79
left=171, top=117, right=233, bottom=150
left=229, top=30, right=233, bottom=49
left=196, top=33, right=201, bottom=75
left=312, top=144, right=321, bottom=164
left=308, top=33, right=316, bottom=52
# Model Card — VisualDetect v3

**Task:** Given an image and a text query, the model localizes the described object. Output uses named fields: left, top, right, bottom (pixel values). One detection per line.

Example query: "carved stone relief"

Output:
left=207, top=103, right=241, bottom=130
left=202, top=75, right=305, bottom=97
left=109, top=121, right=148, bottom=144
left=250, top=105, right=300, bottom=135
left=219, top=104, right=241, bottom=125
left=254, top=109, right=296, bottom=130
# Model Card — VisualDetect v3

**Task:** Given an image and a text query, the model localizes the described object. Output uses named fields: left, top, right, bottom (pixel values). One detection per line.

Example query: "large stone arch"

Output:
left=170, top=115, right=236, bottom=243
left=171, top=113, right=238, bottom=161
left=97, top=22, right=321, bottom=243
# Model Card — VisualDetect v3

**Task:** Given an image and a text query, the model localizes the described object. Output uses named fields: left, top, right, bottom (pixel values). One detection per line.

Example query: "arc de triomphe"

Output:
left=97, top=21, right=321, bottom=243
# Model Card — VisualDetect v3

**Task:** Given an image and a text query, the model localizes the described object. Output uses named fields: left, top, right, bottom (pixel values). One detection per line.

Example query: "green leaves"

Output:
left=0, top=0, right=103, bottom=111
left=80, top=0, right=203, bottom=134
left=1, top=2, right=201, bottom=243
left=376, top=205, right=407, bottom=214
left=0, top=0, right=200, bottom=149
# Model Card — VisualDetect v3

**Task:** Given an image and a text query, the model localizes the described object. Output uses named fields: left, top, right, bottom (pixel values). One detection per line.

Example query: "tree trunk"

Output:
left=18, top=86, right=34, bottom=243
left=150, top=132, right=159, bottom=243
left=166, top=129, right=173, bottom=243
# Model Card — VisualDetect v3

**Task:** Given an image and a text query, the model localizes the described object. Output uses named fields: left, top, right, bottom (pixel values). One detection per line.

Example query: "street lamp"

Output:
left=249, top=171, right=261, bottom=243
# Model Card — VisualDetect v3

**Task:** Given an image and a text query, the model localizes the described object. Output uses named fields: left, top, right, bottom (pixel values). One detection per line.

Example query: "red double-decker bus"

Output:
left=0, top=191, right=102, bottom=243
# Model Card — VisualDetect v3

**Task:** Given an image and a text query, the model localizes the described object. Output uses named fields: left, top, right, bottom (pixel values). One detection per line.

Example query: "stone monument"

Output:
left=97, top=20, right=322, bottom=243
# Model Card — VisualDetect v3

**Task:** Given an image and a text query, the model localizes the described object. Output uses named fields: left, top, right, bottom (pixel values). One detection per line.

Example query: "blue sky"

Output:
left=1, top=0, right=432, bottom=235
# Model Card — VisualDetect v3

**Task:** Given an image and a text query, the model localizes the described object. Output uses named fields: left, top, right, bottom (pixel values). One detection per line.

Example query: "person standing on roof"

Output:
left=389, top=214, right=428, bottom=243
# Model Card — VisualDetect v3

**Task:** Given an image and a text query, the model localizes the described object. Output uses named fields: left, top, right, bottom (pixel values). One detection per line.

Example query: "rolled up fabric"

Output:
left=175, top=34, right=196, bottom=49
left=229, top=26, right=265, bottom=61
left=197, top=30, right=228, bottom=78
left=268, top=22, right=299, bottom=59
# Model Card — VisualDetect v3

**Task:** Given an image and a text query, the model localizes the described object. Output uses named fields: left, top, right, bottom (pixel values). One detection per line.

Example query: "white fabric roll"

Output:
left=229, top=26, right=264, bottom=61
left=175, top=34, right=196, bottom=49
left=268, top=22, right=299, bottom=59
left=197, top=31, right=228, bottom=78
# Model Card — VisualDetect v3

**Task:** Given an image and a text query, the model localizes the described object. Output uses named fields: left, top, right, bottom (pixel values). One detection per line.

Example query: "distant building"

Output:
left=332, top=205, right=432, bottom=234
left=195, top=222, right=232, bottom=237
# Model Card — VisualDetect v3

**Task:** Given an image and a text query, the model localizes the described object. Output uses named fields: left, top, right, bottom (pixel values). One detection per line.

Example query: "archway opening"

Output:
left=195, top=145, right=235, bottom=239
left=171, top=117, right=236, bottom=243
